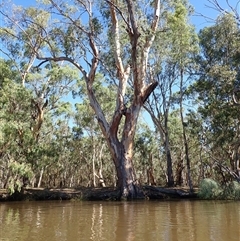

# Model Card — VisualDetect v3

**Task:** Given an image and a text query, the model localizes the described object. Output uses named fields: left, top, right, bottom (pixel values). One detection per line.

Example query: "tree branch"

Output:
left=140, top=0, right=161, bottom=87
left=105, top=0, right=130, bottom=30
left=141, top=81, right=158, bottom=104
left=206, top=0, right=240, bottom=24
left=109, top=0, right=124, bottom=78
left=36, top=55, right=88, bottom=77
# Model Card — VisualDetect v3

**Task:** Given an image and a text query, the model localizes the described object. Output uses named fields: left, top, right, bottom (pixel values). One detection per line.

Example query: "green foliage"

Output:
left=218, top=181, right=240, bottom=200
left=229, top=181, right=240, bottom=199
left=8, top=161, right=34, bottom=194
left=163, top=0, right=199, bottom=65
left=24, top=7, right=50, bottom=26
left=198, top=179, right=240, bottom=200
left=55, top=101, right=73, bottom=116
left=0, top=63, right=33, bottom=149
left=198, top=178, right=222, bottom=199
left=188, top=13, right=240, bottom=177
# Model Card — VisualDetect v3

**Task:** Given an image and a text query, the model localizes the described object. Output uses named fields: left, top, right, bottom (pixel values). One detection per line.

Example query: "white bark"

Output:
left=37, top=168, right=44, bottom=188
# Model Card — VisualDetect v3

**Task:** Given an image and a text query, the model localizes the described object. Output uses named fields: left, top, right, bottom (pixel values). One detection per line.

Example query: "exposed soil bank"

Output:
left=0, top=186, right=198, bottom=202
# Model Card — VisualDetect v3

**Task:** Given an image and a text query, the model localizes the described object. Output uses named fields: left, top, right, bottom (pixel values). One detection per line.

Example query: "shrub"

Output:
left=198, top=178, right=222, bottom=199
left=198, top=178, right=240, bottom=200
left=225, top=181, right=240, bottom=200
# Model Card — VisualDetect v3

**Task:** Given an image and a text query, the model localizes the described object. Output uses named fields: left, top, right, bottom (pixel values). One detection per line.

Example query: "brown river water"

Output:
left=0, top=200, right=239, bottom=241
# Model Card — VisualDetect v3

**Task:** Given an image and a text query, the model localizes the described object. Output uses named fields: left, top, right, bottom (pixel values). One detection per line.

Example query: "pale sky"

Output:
left=189, top=0, right=239, bottom=31
left=11, top=0, right=239, bottom=32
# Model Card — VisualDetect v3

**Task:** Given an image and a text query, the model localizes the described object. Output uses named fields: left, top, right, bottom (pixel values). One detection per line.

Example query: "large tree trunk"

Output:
left=114, top=149, right=143, bottom=199
left=106, top=105, right=145, bottom=199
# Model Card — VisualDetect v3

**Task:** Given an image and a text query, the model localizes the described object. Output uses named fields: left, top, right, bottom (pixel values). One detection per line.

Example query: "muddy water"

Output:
left=0, top=200, right=239, bottom=241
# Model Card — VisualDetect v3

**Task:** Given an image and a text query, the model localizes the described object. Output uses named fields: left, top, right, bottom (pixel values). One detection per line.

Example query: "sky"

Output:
left=189, top=0, right=239, bottom=31
left=9, top=0, right=239, bottom=31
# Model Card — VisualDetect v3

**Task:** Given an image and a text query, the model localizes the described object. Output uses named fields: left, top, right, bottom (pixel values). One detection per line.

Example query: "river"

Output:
left=0, top=200, right=239, bottom=241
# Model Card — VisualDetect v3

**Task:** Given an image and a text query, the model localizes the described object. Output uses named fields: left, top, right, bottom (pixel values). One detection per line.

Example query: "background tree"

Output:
left=189, top=13, right=240, bottom=183
left=0, top=8, right=80, bottom=191
left=0, top=59, right=34, bottom=192
left=144, top=0, right=198, bottom=188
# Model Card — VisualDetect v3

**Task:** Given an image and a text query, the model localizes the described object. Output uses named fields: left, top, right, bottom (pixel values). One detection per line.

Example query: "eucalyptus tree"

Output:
left=134, top=122, right=160, bottom=185
left=0, top=59, right=78, bottom=190
left=191, top=13, right=240, bottom=181
left=0, top=0, right=165, bottom=199
left=0, top=38, right=79, bottom=191
left=169, top=0, right=199, bottom=191
left=0, top=2, right=84, bottom=190
left=73, top=86, right=111, bottom=187
left=0, top=59, right=34, bottom=191
left=144, top=0, right=198, bottom=188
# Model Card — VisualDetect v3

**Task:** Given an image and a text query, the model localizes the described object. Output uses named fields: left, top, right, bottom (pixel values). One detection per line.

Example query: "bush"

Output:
left=232, top=181, right=240, bottom=198
left=223, top=181, right=240, bottom=200
left=198, top=178, right=240, bottom=200
left=198, top=178, right=222, bottom=199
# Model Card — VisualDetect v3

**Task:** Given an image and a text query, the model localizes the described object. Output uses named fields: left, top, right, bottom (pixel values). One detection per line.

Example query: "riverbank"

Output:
left=0, top=186, right=198, bottom=201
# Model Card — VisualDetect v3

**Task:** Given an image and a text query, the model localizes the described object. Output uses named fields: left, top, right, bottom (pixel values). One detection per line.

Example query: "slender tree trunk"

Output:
left=91, top=136, right=97, bottom=187
left=92, top=153, right=96, bottom=188
left=198, top=144, right=204, bottom=184
left=165, top=133, right=174, bottom=187
left=144, top=105, right=174, bottom=187
left=37, top=167, right=44, bottom=188
left=175, top=154, right=184, bottom=186
left=147, top=153, right=156, bottom=186
left=98, top=169, right=106, bottom=187
left=182, top=131, right=193, bottom=191
left=69, top=175, right=74, bottom=188
left=179, top=69, right=193, bottom=192
left=98, top=144, right=106, bottom=187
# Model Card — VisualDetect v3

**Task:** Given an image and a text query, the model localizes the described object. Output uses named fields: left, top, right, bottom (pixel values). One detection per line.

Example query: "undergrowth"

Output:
left=198, top=178, right=240, bottom=200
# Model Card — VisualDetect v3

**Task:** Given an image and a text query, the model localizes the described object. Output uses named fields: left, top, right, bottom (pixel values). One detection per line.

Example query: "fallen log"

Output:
left=0, top=186, right=198, bottom=202
left=142, top=186, right=198, bottom=199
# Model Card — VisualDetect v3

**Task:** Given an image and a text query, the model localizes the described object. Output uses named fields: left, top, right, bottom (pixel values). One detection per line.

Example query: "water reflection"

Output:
left=0, top=200, right=239, bottom=241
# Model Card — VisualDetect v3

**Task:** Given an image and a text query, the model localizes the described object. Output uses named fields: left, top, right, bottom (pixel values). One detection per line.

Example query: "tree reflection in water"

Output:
left=0, top=201, right=239, bottom=241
